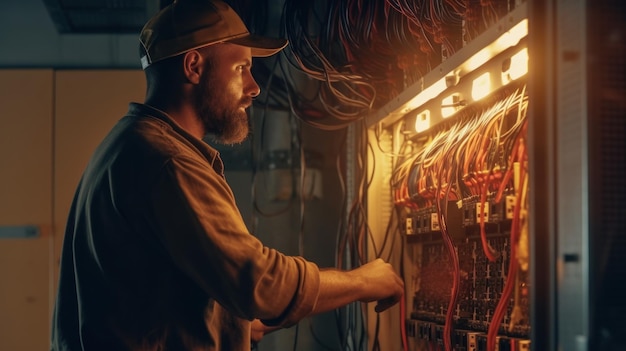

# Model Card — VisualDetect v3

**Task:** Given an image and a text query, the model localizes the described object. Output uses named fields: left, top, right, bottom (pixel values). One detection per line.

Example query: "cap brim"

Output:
left=228, top=34, right=288, bottom=57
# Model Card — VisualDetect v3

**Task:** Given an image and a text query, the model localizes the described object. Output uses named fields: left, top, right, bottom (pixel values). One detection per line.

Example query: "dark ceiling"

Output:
left=42, top=0, right=169, bottom=34
left=40, top=0, right=278, bottom=35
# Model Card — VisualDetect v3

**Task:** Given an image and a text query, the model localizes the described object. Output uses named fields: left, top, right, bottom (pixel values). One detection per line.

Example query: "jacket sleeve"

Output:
left=147, top=156, right=320, bottom=327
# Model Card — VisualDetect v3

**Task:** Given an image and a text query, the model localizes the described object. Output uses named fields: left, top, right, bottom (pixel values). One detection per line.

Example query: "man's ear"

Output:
left=182, top=50, right=203, bottom=84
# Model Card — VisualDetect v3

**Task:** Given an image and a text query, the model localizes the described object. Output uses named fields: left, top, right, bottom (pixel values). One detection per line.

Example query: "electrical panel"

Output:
left=365, top=1, right=531, bottom=350
left=364, top=0, right=626, bottom=349
left=398, top=86, right=530, bottom=351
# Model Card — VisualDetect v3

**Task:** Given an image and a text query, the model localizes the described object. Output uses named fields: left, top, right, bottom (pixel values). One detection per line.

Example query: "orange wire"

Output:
left=479, top=182, right=498, bottom=262
left=487, top=144, right=527, bottom=351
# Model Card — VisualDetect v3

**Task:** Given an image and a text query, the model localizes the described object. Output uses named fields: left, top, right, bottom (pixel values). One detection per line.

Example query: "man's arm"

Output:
left=252, top=258, right=404, bottom=342
left=313, top=258, right=405, bottom=314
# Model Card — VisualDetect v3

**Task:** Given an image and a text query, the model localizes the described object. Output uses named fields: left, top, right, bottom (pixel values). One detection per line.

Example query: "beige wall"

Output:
left=0, top=69, right=145, bottom=350
left=0, top=70, right=54, bottom=351
left=53, top=70, right=146, bottom=289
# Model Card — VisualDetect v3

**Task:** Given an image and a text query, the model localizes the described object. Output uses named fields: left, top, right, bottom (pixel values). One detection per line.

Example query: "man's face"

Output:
left=194, top=44, right=260, bottom=144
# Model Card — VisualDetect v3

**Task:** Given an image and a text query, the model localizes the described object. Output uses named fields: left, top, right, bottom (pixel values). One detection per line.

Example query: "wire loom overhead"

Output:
left=242, top=0, right=518, bottom=130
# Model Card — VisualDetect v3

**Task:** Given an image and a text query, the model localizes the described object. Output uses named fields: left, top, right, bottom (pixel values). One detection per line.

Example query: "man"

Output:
left=51, top=1, right=404, bottom=350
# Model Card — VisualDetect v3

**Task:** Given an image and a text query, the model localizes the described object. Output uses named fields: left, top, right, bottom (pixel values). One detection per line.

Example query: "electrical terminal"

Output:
left=463, top=198, right=478, bottom=226
left=505, top=195, right=516, bottom=220
left=418, top=210, right=430, bottom=234
left=434, top=324, right=445, bottom=347
left=495, top=336, right=532, bottom=351
left=454, top=330, right=469, bottom=350
left=467, top=331, right=481, bottom=351
left=476, top=201, right=490, bottom=224
left=405, top=319, right=417, bottom=338
left=418, top=321, right=432, bottom=341
left=405, top=216, right=415, bottom=235
left=431, top=212, right=441, bottom=231
left=486, top=192, right=512, bottom=223
left=476, top=333, right=488, bottom=351
left=518, top=339, right=531, bottom=350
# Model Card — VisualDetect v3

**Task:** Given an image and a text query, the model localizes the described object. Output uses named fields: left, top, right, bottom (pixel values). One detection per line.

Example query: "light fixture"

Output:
left=414, top=110, right=431, bottom=132
left=394, top=14, right=528, bottom=136
left=472, top=73, right=492, bottom=101
left=495, top=19, right=529, bottom=49
left=466, top=19, right=528, bottom=72
left=502, top=48, right=529, bottom=84
left=467, top=50, right=492, bottom=72
left=405, top=78, right=448, bottom=110
left=441, top=94, right=462, bottom=118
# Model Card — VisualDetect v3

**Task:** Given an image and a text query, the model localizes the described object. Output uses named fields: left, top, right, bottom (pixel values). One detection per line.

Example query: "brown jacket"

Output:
left=51, top=103, right=320, bottom=351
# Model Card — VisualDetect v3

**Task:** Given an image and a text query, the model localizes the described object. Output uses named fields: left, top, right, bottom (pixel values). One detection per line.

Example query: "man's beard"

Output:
left=194, top=66, right=252, bottom=145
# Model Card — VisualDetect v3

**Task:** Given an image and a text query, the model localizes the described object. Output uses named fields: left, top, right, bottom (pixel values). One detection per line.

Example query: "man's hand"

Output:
left=314, top=258, right=405, bottom=315
left=250, top=319, right=266, bottom=344
left=250, top=319, right=281, bottom=344
left=351, top=258, right=405, bottom=313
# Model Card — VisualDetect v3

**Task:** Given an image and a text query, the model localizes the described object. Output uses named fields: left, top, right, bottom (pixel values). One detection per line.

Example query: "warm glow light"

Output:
left=472, top=73, right=491, bottom=101
left=467, top=19, right=528, bottom=72
left=467, top=50, right=491, bottom=72
left=414, top=110, right=430, bottom=132
left=508, top=48, right=529, bottom=80
left=496, top=19, right=528, bottom=49
left=400, top=18, right=528, bottom=133
left=441, top=94, right=461, bottom=118
left=406, top=78, right=448, bottom=110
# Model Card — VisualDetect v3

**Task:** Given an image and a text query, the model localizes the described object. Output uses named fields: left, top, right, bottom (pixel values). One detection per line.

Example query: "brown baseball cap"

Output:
left=139, top=0, right=288, bottom=69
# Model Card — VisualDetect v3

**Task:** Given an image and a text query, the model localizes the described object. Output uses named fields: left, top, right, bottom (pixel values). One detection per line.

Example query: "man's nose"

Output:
left=246, top=72, right=261, bottom=98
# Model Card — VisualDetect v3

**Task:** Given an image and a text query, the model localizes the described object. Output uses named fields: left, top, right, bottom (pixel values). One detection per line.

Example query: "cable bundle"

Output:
left=390, top=87, right=528, bottom=351
left=274, top=0, right=520, bottom=130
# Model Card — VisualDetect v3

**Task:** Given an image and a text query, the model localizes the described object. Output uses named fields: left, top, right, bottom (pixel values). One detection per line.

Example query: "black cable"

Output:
left=291, top=322, right=300, bottom=351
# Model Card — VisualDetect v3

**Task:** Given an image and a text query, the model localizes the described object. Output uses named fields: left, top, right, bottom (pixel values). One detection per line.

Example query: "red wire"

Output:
left=480, top=183, right=498, bottom=262
left=400, top=293, right=409, bottom=351
left=486, top=153, right=526, bottom=351
left=487, top=239, right=518, bottom=351
left=438, top=189, right=460, bottom=351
